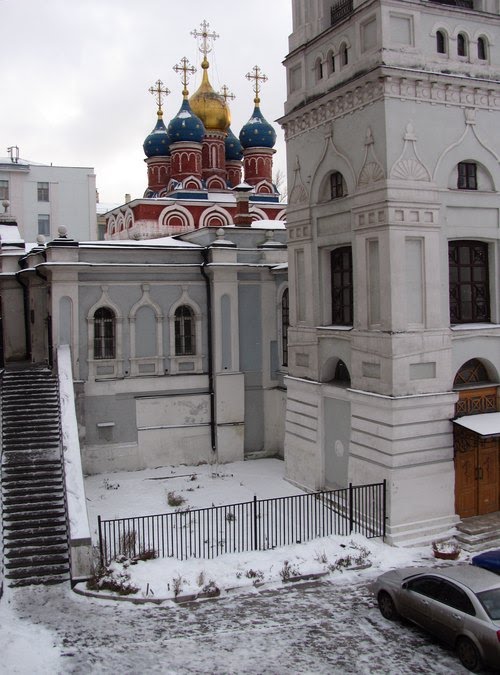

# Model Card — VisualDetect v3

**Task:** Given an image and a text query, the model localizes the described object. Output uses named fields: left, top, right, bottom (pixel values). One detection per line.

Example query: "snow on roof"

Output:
left=453, top=412, right=500, bottom=437
left=80, top=236, right=200, bottom=248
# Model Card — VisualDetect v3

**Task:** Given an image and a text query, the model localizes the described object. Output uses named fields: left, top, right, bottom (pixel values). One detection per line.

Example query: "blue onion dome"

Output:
left=239, top=104, right=276, bottom=149
left=225, top=126, right=243, bottom=161
left=167, top=98, right=205, bottom=144
left=143, top=112, right=171, bottom=157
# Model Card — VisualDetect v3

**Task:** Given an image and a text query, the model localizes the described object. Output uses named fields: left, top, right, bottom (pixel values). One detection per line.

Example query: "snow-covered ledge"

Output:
left=57, top=345, right=92, bottom=583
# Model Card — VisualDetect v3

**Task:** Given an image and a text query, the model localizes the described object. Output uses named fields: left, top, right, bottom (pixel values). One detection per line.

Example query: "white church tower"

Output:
left=281, top=0, right=500, bottom=544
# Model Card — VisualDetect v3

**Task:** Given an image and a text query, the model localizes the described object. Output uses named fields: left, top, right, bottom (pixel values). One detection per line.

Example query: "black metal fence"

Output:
left=98, top=481, right=386, bottom=566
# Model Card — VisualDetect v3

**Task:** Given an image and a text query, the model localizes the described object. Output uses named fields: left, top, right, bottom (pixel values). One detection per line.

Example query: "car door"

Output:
left=402, top=576, right=443, bottom=632
left=432, top=580, right=475, bottom=646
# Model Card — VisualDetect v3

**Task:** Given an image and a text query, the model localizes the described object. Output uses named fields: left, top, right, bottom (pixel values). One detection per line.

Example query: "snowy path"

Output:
left=6, top=574, right=471, bottom=674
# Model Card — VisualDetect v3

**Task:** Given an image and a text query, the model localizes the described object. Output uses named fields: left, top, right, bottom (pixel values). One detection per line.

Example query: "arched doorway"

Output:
left=453, top=359, right=500, bottom=518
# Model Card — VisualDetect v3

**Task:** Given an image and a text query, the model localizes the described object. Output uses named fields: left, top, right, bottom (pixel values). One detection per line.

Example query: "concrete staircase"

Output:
left=1, top=367, right=70, bottom=587
left=455, top=512, right=500, bottom=553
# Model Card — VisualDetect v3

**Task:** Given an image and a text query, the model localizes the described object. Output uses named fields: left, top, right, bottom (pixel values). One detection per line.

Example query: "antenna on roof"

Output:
left=7, top=146, right=19, bottom=164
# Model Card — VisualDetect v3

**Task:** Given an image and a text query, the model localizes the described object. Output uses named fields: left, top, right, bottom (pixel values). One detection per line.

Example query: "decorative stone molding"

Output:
left=281, top=71, right=500, bottom=141
left=390, top=123, right=431, bottom=182
left=358, top=128, right=385, bottom=187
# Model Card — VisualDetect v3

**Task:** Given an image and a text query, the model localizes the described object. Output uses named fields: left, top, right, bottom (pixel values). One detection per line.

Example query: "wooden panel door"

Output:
left=478, top=442, right=499, bottom=515
left=455, top=446, right=479, bottom=519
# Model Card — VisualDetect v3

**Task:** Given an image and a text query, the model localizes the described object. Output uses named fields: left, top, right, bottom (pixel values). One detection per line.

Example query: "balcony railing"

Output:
left=428, top=0, right=474, bottom=8
left=331, top=0, right=353, bottom=27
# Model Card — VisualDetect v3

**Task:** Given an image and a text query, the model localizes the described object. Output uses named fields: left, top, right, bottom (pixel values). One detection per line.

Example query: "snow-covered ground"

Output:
left=0, top=458, right=476, bottom=673
left=83, top=459, right=441, bottom=601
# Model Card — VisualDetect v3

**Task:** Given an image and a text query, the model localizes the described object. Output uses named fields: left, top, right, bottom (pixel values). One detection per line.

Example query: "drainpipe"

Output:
left=200, top=248, right=217, bottom=454
left=15, top=260, right=31, bottom=362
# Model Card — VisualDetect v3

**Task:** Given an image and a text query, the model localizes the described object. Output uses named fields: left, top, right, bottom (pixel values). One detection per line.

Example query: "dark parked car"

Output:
left=473, top=550, right=500, bottom=575
left=372, top=565, right=500, bottom=672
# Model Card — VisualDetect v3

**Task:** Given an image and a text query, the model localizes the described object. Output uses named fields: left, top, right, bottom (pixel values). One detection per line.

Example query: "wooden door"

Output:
left=477, top=441, right=499, bottom=515
left=455, top=444, right=479, bottom=519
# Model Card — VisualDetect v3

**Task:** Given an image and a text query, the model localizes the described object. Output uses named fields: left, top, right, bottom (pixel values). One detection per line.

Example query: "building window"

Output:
left=330, top=171, right=345, bottom=199
left=449, top=241, right=490, bottom=324
left=38, top=214, right=50, bottom=236
left=340, top=44, right=349, bottom=66
left=174, top=305, right=195, bottom=356
left=331, top=246, right=353, bottom=325
left=281, top=288, right=289, bottom=367
left=328, top=51, right=335, bottom=74
left=37, top=182, right=49, bottom=202
left=0, top=180, right=8, bottom=201
left=477, top=36, right=487, bottom=61
left=94, top=307, right=116, bottom=359
left=457, top=33, right=467, bottom=57
left=457, top=162, right=477, bottom=190
left=315, top=58, right=324, bottom=81
left=436, top=30, right=446, bottom=54
left=454, top=359, right=491, bottom=387
left=334, top=359, right=351, bottom=385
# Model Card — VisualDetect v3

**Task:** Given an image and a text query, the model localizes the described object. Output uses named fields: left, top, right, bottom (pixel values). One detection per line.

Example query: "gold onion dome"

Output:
left=189, top=58, right=230, bottom=132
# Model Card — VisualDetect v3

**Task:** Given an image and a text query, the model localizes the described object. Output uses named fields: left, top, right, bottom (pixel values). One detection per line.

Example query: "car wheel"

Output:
left=456, top=637, right=482, bottom=673
left=377, top=591, right=397, bottom=620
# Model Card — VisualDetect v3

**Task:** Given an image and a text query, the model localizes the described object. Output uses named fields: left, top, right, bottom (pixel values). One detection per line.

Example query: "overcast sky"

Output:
left=1, top=0, right=292, bottom=205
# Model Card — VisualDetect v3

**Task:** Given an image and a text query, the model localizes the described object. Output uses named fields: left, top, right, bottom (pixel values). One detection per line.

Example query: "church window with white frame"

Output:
left=94, top=307, right=116, bottom=359
left=174, top=305, right=195, bottom=356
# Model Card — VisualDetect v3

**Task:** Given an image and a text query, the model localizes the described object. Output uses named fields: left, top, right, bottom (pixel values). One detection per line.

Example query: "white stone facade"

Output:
left=281, top=0, right=500, bottom=544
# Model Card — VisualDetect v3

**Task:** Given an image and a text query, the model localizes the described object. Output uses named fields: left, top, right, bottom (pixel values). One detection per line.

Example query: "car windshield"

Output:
left=477, top=588, right=500, bottom=620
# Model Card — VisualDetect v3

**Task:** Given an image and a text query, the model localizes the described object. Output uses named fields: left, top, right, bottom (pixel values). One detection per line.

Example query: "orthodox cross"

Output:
left=245, top=65, right=268, bottom=105
left=148, top=79, right=170, bottom=115
left=219, top=85, right=235, bottom=103
left=191, top=20, right=219, bottom=60
left=173, top=57, right=196, bottom=98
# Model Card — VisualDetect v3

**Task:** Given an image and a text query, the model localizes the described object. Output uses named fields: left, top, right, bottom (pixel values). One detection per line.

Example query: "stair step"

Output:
left=3, top=526, right=67, bottom=542
left=6, top=564, right=70, bottom=580
left=3, top=488, right=64, bottom=501
left=8, top=574, right=69, bottom=588
left=4, top=516, right=67, bottom=531
left=5, top=553, right=69, bottom=570
left=5, top=507, right=65, bottom=520
left=5, top=542, right=68, bottom=557
left=3, top=500, right=65, bottom=514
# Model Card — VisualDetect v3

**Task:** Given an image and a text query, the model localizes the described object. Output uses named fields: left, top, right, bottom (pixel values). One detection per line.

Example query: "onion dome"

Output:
left=225, top=126, right=243, bottom=161
left=168, top=98, right=205, bottom=143
left=239, top=104, right=276, bottom=149
left=143, top=112, right=171, bottom=157
left=189, top=58, right=230, bottom=132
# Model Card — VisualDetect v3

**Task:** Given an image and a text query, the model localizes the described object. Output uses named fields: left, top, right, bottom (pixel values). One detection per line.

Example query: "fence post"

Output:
left=253, top=495, right=258, bottom=551
left=349, top=483, right=353, bottom=534
left=98, top=515, right=104, bottom=567
left=382, top=479, right=387, bottom=540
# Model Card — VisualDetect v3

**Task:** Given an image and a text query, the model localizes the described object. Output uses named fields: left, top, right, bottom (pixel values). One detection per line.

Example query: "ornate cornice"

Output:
left=281, top=68, right=500, bottom=142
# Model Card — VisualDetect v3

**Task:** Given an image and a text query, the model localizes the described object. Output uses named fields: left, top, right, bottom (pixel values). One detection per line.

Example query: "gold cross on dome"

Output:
left=173, top=57, right=196, bottom=98
left=219, top=85, right=235, bottom=103
left=148, top=79, right=170, bottom=114
left=245, top=65, right=268, bottom=104
left=191, top=20, right=219, bottom=59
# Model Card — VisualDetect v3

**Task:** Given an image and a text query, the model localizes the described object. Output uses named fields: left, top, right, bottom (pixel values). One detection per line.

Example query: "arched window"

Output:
left=454, top=359, right=491, bottom=387
left=334, top=359, right=351, bottom=385
left=436, top=30, right=446, bottom=54
left=315, top=58, right=324, bottom=81
left=174, top=305, right=195, bottom=356
left=449, top=241, right=490, bottom=324
left=327, top=51, right=335, bottom=75
left=330, top=171, right=345, bottom=199
left=340, top=44, right=348, bottom=67
left=457, top=33, right=467, bottom=57
left=94, top=307, right=115, bottom=359
left=331, top=247, right=353, bottom=326
left=281, top=288, right=289, bottom=367
left=477, top=36, right=487, bottom=61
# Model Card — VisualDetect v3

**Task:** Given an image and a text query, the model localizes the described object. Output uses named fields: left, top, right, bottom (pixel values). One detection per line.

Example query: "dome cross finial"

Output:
left=191, top=20, right=219, bottom=63
left=173, top=57, right=196, bottom=99
left=245, top=65, right=268, bottom=106
left=220, top=85, right=235, bottom=103
left=148, top=79, right=170, bottom=116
